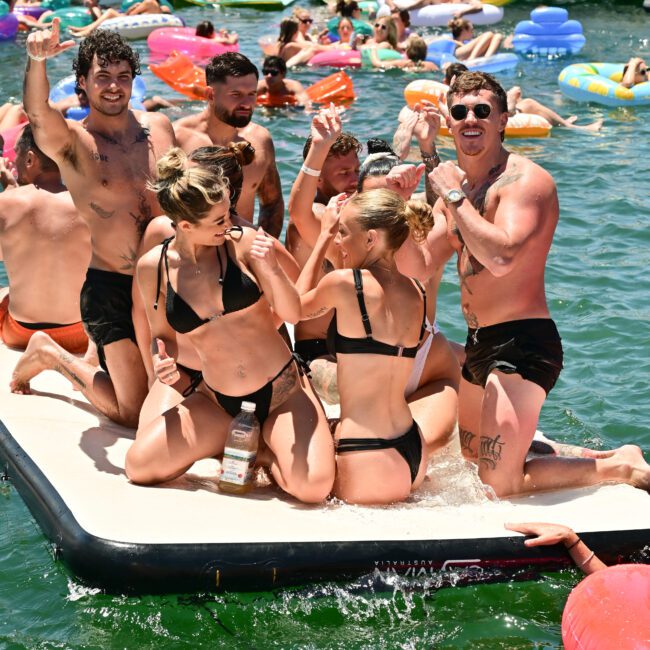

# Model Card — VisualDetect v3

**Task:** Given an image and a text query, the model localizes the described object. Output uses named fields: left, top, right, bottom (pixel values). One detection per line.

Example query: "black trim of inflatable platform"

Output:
left=2, top=419, right=649, bottom=594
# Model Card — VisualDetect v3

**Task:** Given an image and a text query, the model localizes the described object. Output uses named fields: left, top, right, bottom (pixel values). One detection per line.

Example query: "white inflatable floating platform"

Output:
left=1, top=341, right=648, bottom=594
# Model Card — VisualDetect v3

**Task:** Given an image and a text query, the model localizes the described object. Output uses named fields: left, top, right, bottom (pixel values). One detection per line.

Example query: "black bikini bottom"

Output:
left=205, top=354, right=308, bottom=425
left=336, top=420, right=423, bottom=484
left=294, top=338, right=329, bottom=365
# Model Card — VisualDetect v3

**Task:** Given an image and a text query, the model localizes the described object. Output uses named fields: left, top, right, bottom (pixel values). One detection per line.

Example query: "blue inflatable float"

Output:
left=559, top=62, right=650, bottom=107
left=513, top=7, right=585, bottom=56
left=49, top=74, right=147, bottom=119
left=426, top=39, right=518, bottom=73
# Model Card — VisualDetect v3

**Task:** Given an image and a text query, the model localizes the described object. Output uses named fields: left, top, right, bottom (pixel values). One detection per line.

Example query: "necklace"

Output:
left=192, top=246, right=225, bottom=284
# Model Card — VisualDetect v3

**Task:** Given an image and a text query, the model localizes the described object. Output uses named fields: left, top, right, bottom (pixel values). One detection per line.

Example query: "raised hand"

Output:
left=152, top=338, right=180, bottom=385
left=321, top=192, right=346, bottom=237
left=428, top=161, right=467, bottom=200
left=309, top=103, right=342, bottom=149
left=26, top=18, right=76, bottom=62
left=386, top=163, right=426, bottom=200
left=249, top=227, right=279, bottom=271
left=0, top=156, right=18, bottom=190
left=413, top=101, right=442, bottom=148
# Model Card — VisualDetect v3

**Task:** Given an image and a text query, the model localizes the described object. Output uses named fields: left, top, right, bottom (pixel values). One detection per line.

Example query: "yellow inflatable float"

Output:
left=403, top=79, right=552, bottom=138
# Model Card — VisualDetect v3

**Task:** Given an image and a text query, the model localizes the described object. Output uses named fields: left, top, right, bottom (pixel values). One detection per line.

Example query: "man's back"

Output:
left=0, top=188, right=90, bottom=324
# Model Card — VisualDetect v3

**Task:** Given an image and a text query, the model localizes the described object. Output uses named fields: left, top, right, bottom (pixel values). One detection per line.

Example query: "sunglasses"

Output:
left=374, top=22, right=387, bottom=30
left=262, top=69, right=281, bottom=76
left=639, top=67, right=648, bottom=75
left=299, top=17, right=313, bottom=24
left=450, top=103, right=492, bottom=120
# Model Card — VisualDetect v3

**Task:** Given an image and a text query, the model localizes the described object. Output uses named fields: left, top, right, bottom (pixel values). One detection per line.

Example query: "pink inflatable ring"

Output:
left=147, top=27, right=238, bottom=59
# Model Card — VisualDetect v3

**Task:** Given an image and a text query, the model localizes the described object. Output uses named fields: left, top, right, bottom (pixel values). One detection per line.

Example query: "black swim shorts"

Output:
left=80, top=268, right=137, bottom=372
left=462, top=318, right=563, bottom=395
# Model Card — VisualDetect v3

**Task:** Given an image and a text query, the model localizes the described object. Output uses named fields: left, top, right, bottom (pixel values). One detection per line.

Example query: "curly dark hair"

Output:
left=72, top=30, right=141, bottom=90
left=302, top=132, right=361, bottom=160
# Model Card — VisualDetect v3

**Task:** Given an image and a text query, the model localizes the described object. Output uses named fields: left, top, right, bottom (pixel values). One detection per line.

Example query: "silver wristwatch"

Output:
left=443, top=188, right=467, bottom=205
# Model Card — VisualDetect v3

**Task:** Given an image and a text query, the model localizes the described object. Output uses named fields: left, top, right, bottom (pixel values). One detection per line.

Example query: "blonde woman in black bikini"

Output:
left=299, top=188, right=435, bottom=504
left=126, top=147, right=335, bottom=503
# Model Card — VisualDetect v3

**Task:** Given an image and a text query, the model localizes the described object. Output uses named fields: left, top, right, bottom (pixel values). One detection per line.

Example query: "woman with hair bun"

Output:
left=126, top=146, right=334, bottom=503
left=298, top=188, right=435, bottom=504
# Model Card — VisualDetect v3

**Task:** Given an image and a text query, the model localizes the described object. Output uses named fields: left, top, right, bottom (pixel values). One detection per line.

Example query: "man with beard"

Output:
left=11, top=25, right=176, bottom=428
left=174, top=53, right=284, bottom=238
left=0, top=125, right=90, bottom=354
left=287, top=107, right=360, bottom=398
left=397, top=71, right=650, bottom=497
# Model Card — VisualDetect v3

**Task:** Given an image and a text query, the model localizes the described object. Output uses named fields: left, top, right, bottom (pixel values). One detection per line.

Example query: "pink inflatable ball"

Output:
left=147, top=27, right=239, bottom=59
left=562, top=564, right=650, bottom=650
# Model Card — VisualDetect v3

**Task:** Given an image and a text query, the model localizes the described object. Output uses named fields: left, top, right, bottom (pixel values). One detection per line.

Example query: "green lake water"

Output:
left=1, top=0, right=649, bottom=647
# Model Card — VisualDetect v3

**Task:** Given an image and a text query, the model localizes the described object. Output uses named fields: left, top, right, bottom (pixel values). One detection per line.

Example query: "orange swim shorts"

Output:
left=0, top=294, right=88, bottom=354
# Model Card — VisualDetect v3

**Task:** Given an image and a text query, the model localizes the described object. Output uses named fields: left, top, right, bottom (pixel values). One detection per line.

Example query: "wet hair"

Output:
left=375, top=16, right=398, bottom=49
left=357, top=139, right=400, bottom=191
left=405, top=35, right=427, bottom=63
left=150, top=147, right=230, bottom=225
left=15, top=124, right=58, bottom=173
left=73, top=30, right=140, bottom=89
left=263, top=55, right=287, bottom=75
left=444, top=62, right=468, bottom=86
left=336, top=0, right=359, bottom=17
left=391, top=8, right=410, bottom=28
left=188, top=142, right=255, bottom=212
left=447, top=70, right=508, bottom=113
left=278, top=17, right=299, bottom=45
left=195, top=20, right=215, bottom=38
left=347, top=189, right=434, bottom=249
left=302, top=132, right=362, bottom=160
left=448, top=17, right=471, bottom=40
left=206, top=52, right=259, bottom=85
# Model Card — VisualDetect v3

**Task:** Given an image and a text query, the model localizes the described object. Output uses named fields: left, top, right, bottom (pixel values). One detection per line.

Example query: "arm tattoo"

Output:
left=257, top=164, right=284, bottom=238
left=479, top=434, right=505, bottom=470
left=304, top=306, right=328, bottom=320
left=421, top=149, right=441, bottom=205
left=90, top=202, right=115, bottom=220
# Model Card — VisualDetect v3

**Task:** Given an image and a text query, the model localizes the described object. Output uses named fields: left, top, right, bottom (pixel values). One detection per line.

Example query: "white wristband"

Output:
left=301, top=164, right=321, bottom=177
left=27, top=52, right=47, bottom=62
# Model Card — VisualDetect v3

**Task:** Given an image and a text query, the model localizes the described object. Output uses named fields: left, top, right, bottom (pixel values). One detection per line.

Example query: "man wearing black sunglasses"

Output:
left=257, top=56, right=308, bottom=107
left=174, top=52, right=284, bottom=238
left=397, top=71, right=650, bottom=498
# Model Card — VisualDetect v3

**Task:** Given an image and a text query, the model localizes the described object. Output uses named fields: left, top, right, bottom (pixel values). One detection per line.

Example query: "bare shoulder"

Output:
left=239, top=122, right=273, bottom=149
left=137, top=244, right=163, bottom=275
left=507, top=154, right=555, bottom=193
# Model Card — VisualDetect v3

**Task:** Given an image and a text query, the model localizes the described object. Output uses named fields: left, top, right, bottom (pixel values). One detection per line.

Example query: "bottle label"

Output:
left=220, top=447, right=256, bottom=486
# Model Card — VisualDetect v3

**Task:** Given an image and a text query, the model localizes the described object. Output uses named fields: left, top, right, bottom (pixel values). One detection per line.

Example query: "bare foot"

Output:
left=10, top=331, right=56, bottom=394
left=606, top=444, right=650, bottom=491
left=577, top=118, right=604, bottom=132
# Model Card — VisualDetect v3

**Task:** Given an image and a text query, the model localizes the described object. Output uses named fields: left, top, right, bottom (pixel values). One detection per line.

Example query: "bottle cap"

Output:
left=241, top=401, right=256, bottom=412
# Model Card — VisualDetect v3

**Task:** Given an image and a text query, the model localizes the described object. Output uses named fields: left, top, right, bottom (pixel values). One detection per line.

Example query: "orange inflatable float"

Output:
left=562, top=564, right=650, bottom=650
left=150, top=52, right=355, bottom=106
left=403, top=79, right=552, bottom=138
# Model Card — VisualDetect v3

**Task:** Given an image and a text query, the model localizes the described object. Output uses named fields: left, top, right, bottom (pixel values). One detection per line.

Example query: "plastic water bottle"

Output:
left=218, top=401, right=260, bottom=495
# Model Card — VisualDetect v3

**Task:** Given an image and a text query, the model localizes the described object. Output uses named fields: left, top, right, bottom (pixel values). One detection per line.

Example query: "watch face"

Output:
left=447, top=189, right=463, bottom=203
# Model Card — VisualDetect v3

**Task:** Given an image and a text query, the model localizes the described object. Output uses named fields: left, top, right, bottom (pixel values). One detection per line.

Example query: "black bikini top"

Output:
left=327, top=268, right=427, bottom=358
left=154, top=236, right=262, bottom=334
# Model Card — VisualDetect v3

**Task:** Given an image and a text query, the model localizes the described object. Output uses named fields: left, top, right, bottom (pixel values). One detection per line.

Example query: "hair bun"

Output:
left=366, top=138, right=395, bottom=156
left=156, top=147, right=187, bottom=183
left=403, top=199, right=434, bottom=243
left=230, top=141, right=255, bottom=167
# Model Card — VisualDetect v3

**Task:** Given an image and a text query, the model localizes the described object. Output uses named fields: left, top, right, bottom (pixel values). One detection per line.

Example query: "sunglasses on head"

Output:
left=263, top=68, right=280, bottom=76
left=374, top=22, right=387, bottom=30
left=450, top=103, right=492, bottom=120
left=299, top=17, right=313, bottom=24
